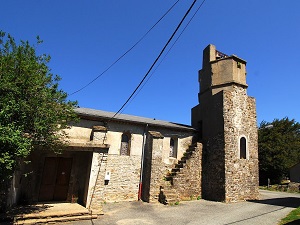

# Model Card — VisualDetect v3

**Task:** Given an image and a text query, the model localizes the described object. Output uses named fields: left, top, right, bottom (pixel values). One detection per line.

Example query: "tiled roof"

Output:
left=75, top=107, right=195, bottom=131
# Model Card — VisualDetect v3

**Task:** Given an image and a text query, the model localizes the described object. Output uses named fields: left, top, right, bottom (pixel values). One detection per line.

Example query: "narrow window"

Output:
left=120, top=133, right=130, bottom=156
left=240, top=137, right=247, bottom=159
left=169, top=138, right=177, bottom=158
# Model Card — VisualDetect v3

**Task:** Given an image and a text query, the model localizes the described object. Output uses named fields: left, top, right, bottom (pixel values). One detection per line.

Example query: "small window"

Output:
left=169, top=138, right=177, bottom=158
left=240, top=137, right=247, bottom=159
left=120, top=133, right=130, bottom=156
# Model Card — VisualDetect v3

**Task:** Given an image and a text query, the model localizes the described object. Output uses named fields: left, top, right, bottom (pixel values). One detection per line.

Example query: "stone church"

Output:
left=9, top=44, right=259, bottom=214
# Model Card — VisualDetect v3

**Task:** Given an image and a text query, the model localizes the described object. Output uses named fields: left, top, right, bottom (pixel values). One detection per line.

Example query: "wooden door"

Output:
left=39, top=157, right=72, bottom=201
left=53, top=158, right=72, bottom=201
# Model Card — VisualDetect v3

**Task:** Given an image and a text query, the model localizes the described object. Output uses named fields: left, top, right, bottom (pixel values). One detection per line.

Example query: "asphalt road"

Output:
left=68, top=190, right=300, bottom=225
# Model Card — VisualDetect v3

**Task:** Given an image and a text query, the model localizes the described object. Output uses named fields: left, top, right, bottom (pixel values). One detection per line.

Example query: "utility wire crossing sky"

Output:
left=112, top=0, right=205, bottom=118
left=1, top=0, right=300, bottom=125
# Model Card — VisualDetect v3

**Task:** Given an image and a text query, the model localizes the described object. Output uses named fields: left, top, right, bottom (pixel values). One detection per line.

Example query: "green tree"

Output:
left=258, top=118, right=300, bottom=184
left=0, top=31, right=78, bottom=209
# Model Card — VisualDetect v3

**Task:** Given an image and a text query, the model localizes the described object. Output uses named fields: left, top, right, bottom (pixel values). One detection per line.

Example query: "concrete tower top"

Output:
left=200, top=44, right=248, bottom=96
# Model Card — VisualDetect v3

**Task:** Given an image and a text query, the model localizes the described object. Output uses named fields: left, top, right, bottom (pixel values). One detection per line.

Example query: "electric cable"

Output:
left=69, top=0, right=181, bottom=96
left=112, top=0, right=199, bottom=118
left=119, top=0, right=207, bottom=114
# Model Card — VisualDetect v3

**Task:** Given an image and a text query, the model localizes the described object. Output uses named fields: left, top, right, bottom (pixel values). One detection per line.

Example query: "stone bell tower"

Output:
left=192, top=44, right=259, bottom=202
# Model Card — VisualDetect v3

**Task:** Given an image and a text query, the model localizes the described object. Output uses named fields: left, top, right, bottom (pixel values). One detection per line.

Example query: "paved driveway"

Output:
left=70, top=190, right=300, bottom=225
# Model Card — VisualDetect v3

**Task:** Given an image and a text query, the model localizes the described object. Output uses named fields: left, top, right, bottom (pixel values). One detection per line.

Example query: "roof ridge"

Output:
left=74, top=107, right=195, bottom=131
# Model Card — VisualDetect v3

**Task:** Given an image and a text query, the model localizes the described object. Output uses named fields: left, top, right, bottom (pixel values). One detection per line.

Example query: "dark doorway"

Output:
left=39, top=157, right=73, bottom=201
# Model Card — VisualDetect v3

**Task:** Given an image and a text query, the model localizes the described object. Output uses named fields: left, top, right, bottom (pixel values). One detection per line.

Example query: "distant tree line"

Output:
left=258, top=118, right=300, bottom=185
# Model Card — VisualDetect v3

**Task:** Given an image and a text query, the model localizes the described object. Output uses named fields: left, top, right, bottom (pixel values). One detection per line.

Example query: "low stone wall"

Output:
left=288, top=182, right=300, bottom=192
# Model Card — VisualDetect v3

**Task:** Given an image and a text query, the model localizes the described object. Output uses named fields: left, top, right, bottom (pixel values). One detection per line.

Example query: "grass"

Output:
left=279, top=207, right=300, bottom=224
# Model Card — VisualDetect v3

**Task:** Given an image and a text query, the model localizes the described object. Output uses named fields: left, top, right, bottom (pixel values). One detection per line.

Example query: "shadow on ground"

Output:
left=0, top=204, right=52, bottom=224
left=248, top=197, right=300, bottom=208
left=284, top=219, right=300, bottom=224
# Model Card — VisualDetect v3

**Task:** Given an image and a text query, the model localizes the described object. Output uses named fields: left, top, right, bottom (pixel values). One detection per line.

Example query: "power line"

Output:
left=113, top=0, right=199, bottom=118
left=119, top=0, right=207, bottom=114
left=69, top=0, right=181, bottom=96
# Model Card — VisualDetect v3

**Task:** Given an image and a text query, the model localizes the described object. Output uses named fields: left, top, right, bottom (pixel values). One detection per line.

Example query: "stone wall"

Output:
left=145, top=130, right=202, bottom=203
left=172, top=143, right=202, bottom=200
left=86, top=152, right=106, bottom=213
left=103, top=154, right=141, bottom=201
left=200, top=91, right=226, bottom=202
left=201, top=133, right=226, bottom=201
left=88, top=152, right=141, bottom=214
left=223, top=86, right=259, bottom=202
left=146, top=131, right=170, bottom=202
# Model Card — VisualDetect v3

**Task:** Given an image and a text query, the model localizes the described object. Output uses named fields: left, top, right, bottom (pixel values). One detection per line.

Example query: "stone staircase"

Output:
left=165, top=144, right=197, bottom=184
left=11, top=203, right=97, bottom=225
left=158, top=186, right=178, bottom=205
left=161, top=144, right=201, bottom=204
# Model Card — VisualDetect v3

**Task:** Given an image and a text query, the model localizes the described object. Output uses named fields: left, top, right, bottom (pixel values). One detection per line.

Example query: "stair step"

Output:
left=15, top=214, right=97, bottom=225
left=184, top=151, right=193, bottom=155
left=172, top=174, right=186, bottom=179
left=167, top=199, right=178, bottom=204
left=165, top=194, right=178, bottom=198
left=165, top=176, right=173, bottom=181
left=172, top=168, right=181, bottom=172
left=178, top=160, right=186, bottom=164
left=18, top=211, right=89, bottom=220
left=163, top=189, right=177, bottom=194
left=183, top=152, right=193, bottom=158
left=170, top=171, right=177, bottom=176
left=188, top=146, right=195, bottom=151
left=175, top=164, right=183, bottom=168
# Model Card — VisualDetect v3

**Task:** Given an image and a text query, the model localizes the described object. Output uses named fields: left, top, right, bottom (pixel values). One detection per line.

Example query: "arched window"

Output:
left=240, top=137, right=247, bottom=159
left=169, top=137, right=177, bottom=158
left=120, top=133, right=130, bottom=156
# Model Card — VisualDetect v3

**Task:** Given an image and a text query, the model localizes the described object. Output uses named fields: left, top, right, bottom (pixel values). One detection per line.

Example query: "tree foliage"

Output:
left=0, top=31, right=78, bottom=183
left=258, top=118, right=300, bottom=184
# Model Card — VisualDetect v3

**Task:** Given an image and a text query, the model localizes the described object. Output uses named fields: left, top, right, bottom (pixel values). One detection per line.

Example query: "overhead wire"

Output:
left=112, top=0, right=199, bottom=118
left=119, top=0, right=207, bottom=114
left=69, top=0, right=181, bottom=96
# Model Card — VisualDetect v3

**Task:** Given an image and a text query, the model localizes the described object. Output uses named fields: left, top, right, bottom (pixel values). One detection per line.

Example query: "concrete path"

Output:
left=67, top=190, right=300, bottom=225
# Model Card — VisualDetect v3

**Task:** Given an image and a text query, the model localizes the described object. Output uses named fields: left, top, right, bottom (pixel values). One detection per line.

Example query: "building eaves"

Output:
left=75, top=107, right=195, bottom=132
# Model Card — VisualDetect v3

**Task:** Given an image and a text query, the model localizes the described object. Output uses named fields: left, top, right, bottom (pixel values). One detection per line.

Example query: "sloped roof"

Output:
left=75, top=107, right=195, bottom=131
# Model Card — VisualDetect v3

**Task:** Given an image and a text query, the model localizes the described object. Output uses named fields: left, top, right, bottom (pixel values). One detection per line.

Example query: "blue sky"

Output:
left=1, top=1, right=299, bottom=125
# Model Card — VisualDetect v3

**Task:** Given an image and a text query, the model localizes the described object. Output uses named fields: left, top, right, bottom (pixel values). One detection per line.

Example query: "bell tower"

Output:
left=192, top=44, right=259, bottom=202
